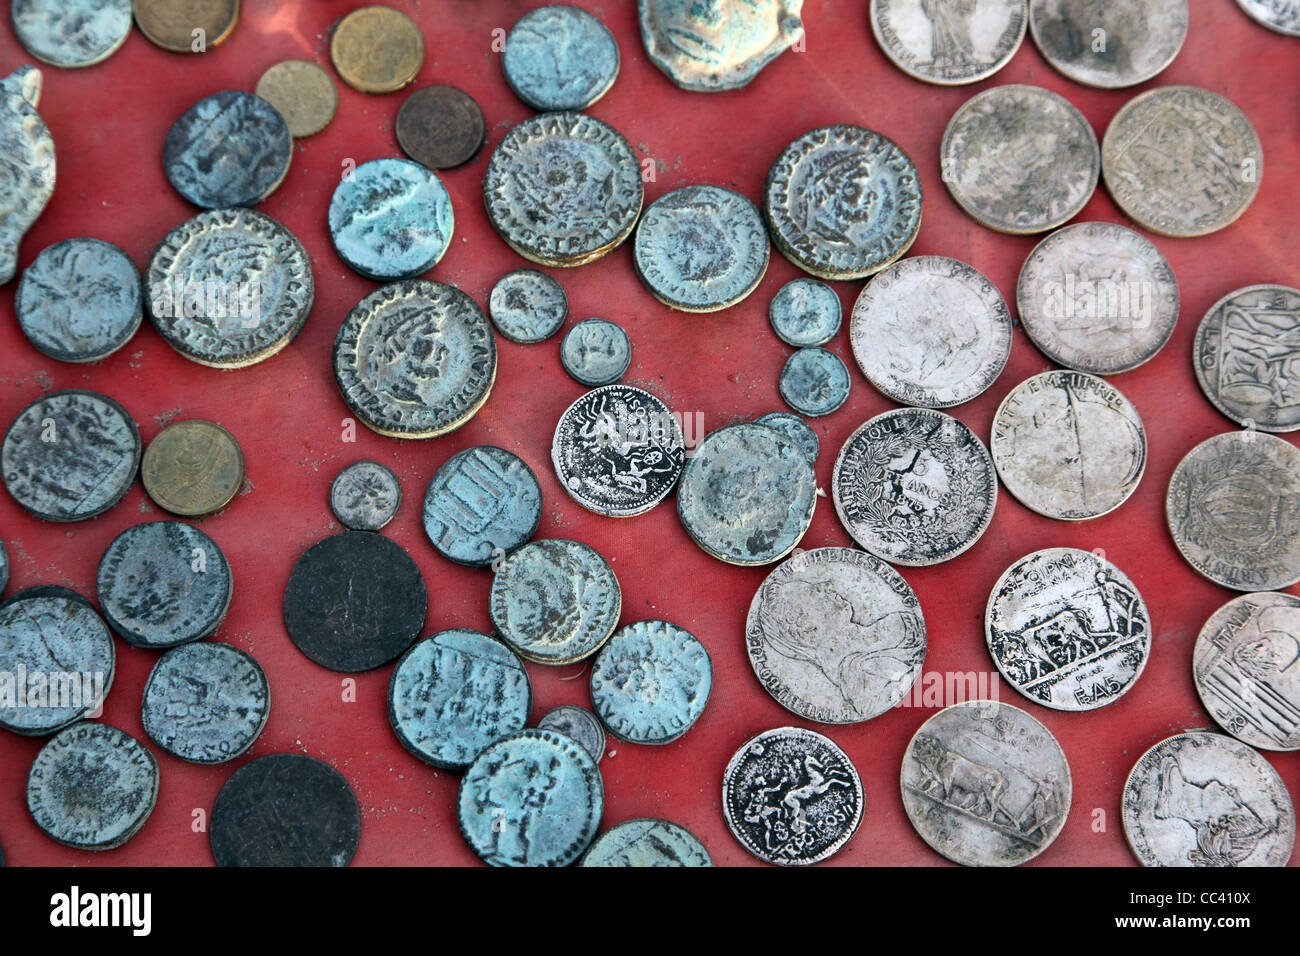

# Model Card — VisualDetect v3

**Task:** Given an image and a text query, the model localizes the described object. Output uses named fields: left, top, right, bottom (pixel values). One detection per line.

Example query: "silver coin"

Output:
left=330, top=460, right=401, bottom=531
left=986, top=547, right=1151, bottom=711
left=991, top=370, right=1146, bottom=520
left=580, top=818, right=712, bottom=866
left=850, top=255, right=1011, bottom=408
left=1166, top=431, right=1300, bottom=592
left=1029, top=0, right=1188, bottom=89
left=746, top=547, right=926, bottom=724
left=0, top=67, right=55, bottom=287
left=941, top=84, right=1099, bottom=235
left=638, top=0, right=805, bottom=92
left=1016, top=222, right=1179, bottom=375
left=870, top=0, right=1028, bottom=85
left=1193, top=284, right=1300, bottom=433
left=1193, top=592, right=1300, bottom=752
left=901, top=700, right=1071, bottom=866
left=560, top=318, right=631, bottom=387
left=832, top=408, right=997, bottom=567
left=1235, top=0, right=1300, bottom=36
left=1122, top=732, right=1295, bottom=867
left=538, top=705, right=606, bottom=762
left=11, top=0, right=132, bottom=69
left=769, top=277, right=841, bottom=348
left=502, top=5, right=619, bottom=112
left=489, top=269, right=568, bottom=344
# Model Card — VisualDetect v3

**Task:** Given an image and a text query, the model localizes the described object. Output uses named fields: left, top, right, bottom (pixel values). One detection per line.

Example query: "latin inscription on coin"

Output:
left=1029, top=0, right=1188, bottom=88
left=1236, top=0, right=1300, bottom=34
left=141, top=419, right=245, bottom=517
left=561, top=319, right=631, bottom=387
left=423, top=446, right=542, bottom=567
left=163, top=91, right=292, bottom=209
left=779, top=348, right=851, bottom=417
left=489, top=269, right=568, bottom=344
left=538, top=705, right=606, bottom=762
left=141, top=643, right=269, bottom=763
left=769, top=278, right=842, bottom=348
left=871, top=0, right=1028, bottom=85
left=638, top=0, right=805, bottom=92
left=328, top=158, right=454, bottom=281
left=330, top=460, right=402, bottom=532
left=581, top=818, right=712, bottom=866
left=0, top=66, right=55, bottom=286
left=12, top=0, right=132, bottom=69
left=590, top=620, right=712, bottom=745
left=503, top=5, right=619, bottom=111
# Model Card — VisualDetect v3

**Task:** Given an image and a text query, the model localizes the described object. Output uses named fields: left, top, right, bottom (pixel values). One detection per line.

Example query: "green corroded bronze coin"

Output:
left=502, top=5, right=619, bottom=111
left=581, top=818, right=712, bottom=866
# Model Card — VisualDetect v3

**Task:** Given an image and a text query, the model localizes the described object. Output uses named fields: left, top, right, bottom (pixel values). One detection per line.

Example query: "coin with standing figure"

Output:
left=870, top=0, right=1028, bottom=85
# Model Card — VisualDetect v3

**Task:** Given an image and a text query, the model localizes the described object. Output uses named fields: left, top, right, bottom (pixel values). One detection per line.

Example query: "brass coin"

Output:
left=255, top=60, right=338, bottom=139
left=331, top=6, right=424, bottom=94
left=133, top=0, right=239, bottom=54
left=142, top=419, right=245, bottom=517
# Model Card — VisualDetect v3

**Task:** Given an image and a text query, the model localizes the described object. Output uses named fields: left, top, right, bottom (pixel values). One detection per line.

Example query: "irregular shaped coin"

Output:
left=328, top=158, right=454, bottom=281
left=396, top=85, right=486, bottom=170
left=141, top=642, right=269, bottom=763
left=590, top=620, right=712, bottom=745
left=423, top=445, right=542, bottom=567
left=1029, top=0, right=1188, bottom=88
left=769, top=277, right=841, bottom=347
left=133, top=0, right=239, bottom=53
left=580, top=818, right=712, bottom=866
left=489, top=269, right=568, bottom=344
left=639, top=0, right=805, bottom=92
left=1236, top=0, right=1300, bottom=34
left=255, top=60, right=337, bottom=138
left=503, top=6, right=619, bottom=111
left=0, top=67, right=55, bottom=286
left=779, top=348, right=851, bottom=417
left=330, top=5, right=424, bottom=93
left=561, top=319, right=631, bottom=387
left=11, top=0, right=132, bottom=69
left=538, top=705, right=606, bottom=762
left=330, top=460, right=401, bottom=531
left=141, top=419, right=245, bottom=517
left=163, top=91, right=292, bottom=208
left=871, top=0, right=1028, bottom=85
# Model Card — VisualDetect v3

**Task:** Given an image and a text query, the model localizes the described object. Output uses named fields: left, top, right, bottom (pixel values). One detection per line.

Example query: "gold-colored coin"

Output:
left=134, top=0, right=239, bottom=54
left=142, top=420, right=245, bottom=517
left=255, top=60, right=338, bottom=138
left=330, top=6, right=424, bottom=94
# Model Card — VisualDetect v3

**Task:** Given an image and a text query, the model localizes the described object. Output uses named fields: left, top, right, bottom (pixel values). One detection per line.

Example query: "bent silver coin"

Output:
left=1029, top=0, right=1188, bottom=88
left=328, top=158, right=453, bottom=281
left=871, top=0, right=1028, bottom=85
left=638, top=0, right=804, bottom=92
left=163, top=91, right=292, bottom=209
left=424, top=445, right=542, bottom=566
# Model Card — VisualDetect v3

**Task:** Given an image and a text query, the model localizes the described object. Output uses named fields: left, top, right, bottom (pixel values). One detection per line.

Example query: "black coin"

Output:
left=163, top=90, right=292, bottom=208
left=396, top=85, right=486, bottom=170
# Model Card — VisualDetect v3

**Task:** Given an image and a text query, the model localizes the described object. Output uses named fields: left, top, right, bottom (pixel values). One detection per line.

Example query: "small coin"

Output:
left=210, top=753, right=361, bottom=867
left=901, top=700, right=1071, bottom=866
left=330, top=5, right=424, bottom=94
left=871, top=0, right=1028, bottom=85
left=561, top=319, right=631, bottom=386
left=255, top=60, right=337, bottom=138
left=396, top=85, right=486, bottom=170
left=330, top=460, right=401, bottom=532
left=779, top=348, right=851, bottom=417
left=1016, top=222, right=1179, bottom=375
left=503, top=5, right=619, bottom=111
left=1236, top=0, right=1300, bottom=35
left=11, top=0, right=131, bottom=69
left=580, top=818, right=712, bottom=867
left=538, top=705, right=606, bottom=762
left=747, top=547, right=926, bottom=724
left=1102, top=86, right=1262, bottom=238
left=0, top=66, right=54, bottom=287
left=723, top=726, right=864, bottom=865
left=133, top=0, right=238, bottom=53
left=1122, top=732, right=1295, bottom=867
left=141, top=642, right=268, bottom=763
left=851, top=256, right=1011, bottom=408
left=1167, top=431, right=1300, bottom=592
left=769, top=278, right=841, bottom=348
left=832, top=408, right=998, bottom=567
left=141, top=419, right=244, bottom=517
left=489, top=269, right=568, bottom=344
left=423, top=445, right=542, bottom=567
left=590, top=620, right=712, bottom=745
left=638, top=0, right=804, bottom=92
left=329, top=158, right=454, bottom=281
left=1029, top=0, right=1187, bottom=88
left=753, top=411, right=819, bottom=465
left=283, top=531, right=428, bottom=672
left=163, top=91, right=291, bottom=209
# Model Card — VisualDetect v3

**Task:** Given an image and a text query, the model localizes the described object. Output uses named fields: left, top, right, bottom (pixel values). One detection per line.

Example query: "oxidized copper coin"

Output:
left=1029, top=0, right=1188, bottom=89
left=255, top=60, right=337, bottom=138
left=141, top=419, right=245, bottom=517
left=133, top=0, right=238, bottom=54
left=396, top=85, right=486, bottom=170
left=871, top=0, right=1028, bottom=86
left=331, top=5, right=424, bottom=94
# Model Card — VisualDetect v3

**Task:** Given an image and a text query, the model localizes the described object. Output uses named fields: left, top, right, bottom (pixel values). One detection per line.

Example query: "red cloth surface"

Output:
left=0, top=0, right=1297, bottom=867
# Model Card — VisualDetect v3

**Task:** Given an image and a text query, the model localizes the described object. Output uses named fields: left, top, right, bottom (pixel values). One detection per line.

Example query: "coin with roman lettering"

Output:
left=396, top=85, right=486, bottom=170
left=503, top=5, right=619, bottom=111
left=141, top=419, right=244, bottom=517
left=1235, top=0, right=1300, bottom=36
left=871, top=0, right=1028, bottom=85
left=638, top=0, right=805, bottom=92
left=561, top=319, right=631, bottom=387
left=329, top=159, right=454, bottom=281
left=423, top=446, right=541, bottom=567
left=330, top=5, right=424, bottom=94
left=1029, top=0, right=1188, bottom=89
left=141, top=642, right=268, bottom=763
left=538, top=705, right=606, bottom=762
left=769, top=278, right=841, bottom=348
left=580, top=818, right=712, bottom=866
left=329, top=460, right=401, bottom=532
left=754, top=411, right=819, bottom=465
left=255, top=60, right=337, bottom=138
left=779, top=348, right=851, bottom=417
left=489, top=269, right=568, bottom=344
left=11, top=0, right=132, bottom=68
left=133, top=0, right=238, bottom=53
left=163, top=91, right=291, bottom=209
left=590, top=620, right=712, bottom=745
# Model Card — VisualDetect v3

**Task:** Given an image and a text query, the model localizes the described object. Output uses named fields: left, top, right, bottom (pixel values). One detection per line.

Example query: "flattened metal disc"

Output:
left=580, top=818, right=712, bottom=866
left=779, top=347, right=851, bottom=417
left=329, top=459, right=401, bottom=531
left=328, top=158, right=454, bottom=281
left=589, top=620, right=712, bottom=745
left=871, top=0, right=1028, bottom=85
left=1029, top=0, right=1188, bottom=89
left=638, top=0, right=805, bottom=92
left=537, top=705, right=606, bottom=762
left=753, top=411, right=819, bottom=465
left=133, top=0, right=239, bottom=54
left=163, top=91, right=291, bottom=208
left=769, top=277, right=841, bottom=348
left=489, top=269, right=568, bottom=344
left=1236, top=0, right=1300, bottom=34
left=423, top=445, right=542, bottom=567
left=502, top=5, right=619, bottom=111
left=141, top=642, right=269, bottom=763
left=330, top=5, right=424, bottom=94
left=141, top=419, right=245, bottom=517
left=11, top=0, right=132, bottom=69
left=396, top=85, right=486, bottom=170
left=254, top=60, right=337, bottom=139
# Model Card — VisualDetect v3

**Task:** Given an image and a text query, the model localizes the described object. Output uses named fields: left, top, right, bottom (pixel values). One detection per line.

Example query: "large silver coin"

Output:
left=850, top=255, right=1011, bottom=408
left=1166, top=431, right=1300, bottom=592
left=1236, top=0, right=1300, bottom=35
left=1122, top=732, right=1295, bottom=867
left=746, top=547, right=926, bottom=724
left=1029, top=0, right=1188, bottom=89
left=870, top=0, right=1028, bottom=86
left=638, top=0, right=805, bottom=92
left=1016, top=222, right=1179, bottom=375
left=832, top=408, right=997, bottom=567
left=901, top=700, right=1071, bottom=866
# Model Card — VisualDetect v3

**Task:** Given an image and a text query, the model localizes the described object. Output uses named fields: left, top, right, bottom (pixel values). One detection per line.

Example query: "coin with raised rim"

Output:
left=329, top=460, right=401, bottom=531
left=638, top=0, right=805, bottom=92
left=871, top=0, right=1028, bottom=85
left=330, top=5, right=424, bottom=94
left=141, top=419, right=244, bottom=517
left=141, top=642, right=268, bottom=763
left=255, top=60, right=337, bottom=138
left=503, top=5, right=619, bottom=112
left=423, top=446, right=542, bottom=567
left=396, top=85, right=486, bottom=170
left=589, top=620, right=712, bottom=745
left=12, top=0, right=132, bottom=69
left=1029, top=0, right=1188, bottom=89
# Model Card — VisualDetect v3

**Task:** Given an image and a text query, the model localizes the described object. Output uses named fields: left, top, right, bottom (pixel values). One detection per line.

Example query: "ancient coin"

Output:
left=27, top=723, right=157, bottom=850
left=145, top=208, right=314, bottom=368
left=678, top=422, right=816, bottom=565
left=722, top=726, right=863, bottom=865
left=901, top=700, right=1071, bottom=866
left=942, top=85, right=1098, bottom=234
left=396, top=85, right=486, bottom=170
left=2, top=389, right=139, bottom=523
left=133, top=0, right=238, bottom=53
left=458, top=728, right=604, bottom=867
left=561, top=319, right=631, bottom=387
left=1194, top=285, right=1300, bottom=433
left=15, top=238, right=142, bottom=363
left=97, top=520, right=233, bottom=649
left=633, top=185, right=769, bottom=312
left=141, top=642, right=269, bottom=763
left=503, top=5, right=619, bottom=111
left=210, top=753, right=361, bottom=867
left=1102, top=86, right=1262, bottom=238
left=163, top=91, right=291, bottom=209
left=769, top=278, right=841, bottom=348
left=0, top=539, right=7, bottom=595
left=1194, top=592, right=1300, bottom=752
left=333, top=280, right=497, bottom=438
left=11, top=0, right=131, bottom=69
left=851, top=256, right=1011, bottom=407
left=489, top=539, right=621, bottom=665
left=1016, top=222, right=1179, bottom=375
left=580, top=818, right=712, bottom=866
left=1029, top=0, right=1187, bottom=88
left=254, top=60, right=337, bottom=138
left=489, top=269, right=568, bottom=344
left=754, top=411, right=819, bottom=465
left=1167, top=431, right=1300, bottom=592
left=329, top=460, right=401, bottom=532
left=537, top=705, right=606, bottom=762
left=552, top=385, right=685, bottom=518
left=283, top=531, right=427, bottom=672
left=590, top=620, right=712, bottom=745
left=779, top=348, right=851, bottom=418
left=991, top=371, right=1147, bottom=520
left=423, top=445, right=542, bottom=567
left=871, top=0, right=1028, bottom=85
left=0, top=66, right=54, bottom=286
left=483, top=112, right=643, bottom=267
left=388, top=629, right=532, bottom=770
left=329, top=158, right=453, bottom=281
left=141, top=419, right=244, bottom=517
left=747, top=547, right=926, bottom=724
left=1236, top=0, right=1300, bottom=34
left=1122, top=732, right=1295, bottom=867
left=639, top=0, right=804, bottom=92
left=330, top=5, right=424, bottom=93
left=765, top=125, right=922, bottom=280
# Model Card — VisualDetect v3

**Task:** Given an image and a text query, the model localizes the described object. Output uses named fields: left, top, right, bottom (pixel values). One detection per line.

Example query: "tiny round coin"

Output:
left=141, top=643, right=269, bottom=763
left=330, top=5, right=424, bottom=94
left=1029, top=0, right=1188, bottom=88
left=580, top=818, right=712, bottom=867
left=489, top=269, right=568, bottom=344
left=133, top=0, right=238, bottom=53
left=254, top=60, right=337, bottom=138
left=561, top=319, right=631, bottom=387
left=870, top=0, right=1028, bottom=85
left=753, top=411, right=819, bottom=465
left=396, top=85, right=486, bottom=170
left=638, top=0, right=805, bottom=92
left=1236, top=0, right=1300, bottom=34
left=901, top=700, right=1071, bottom=866
left=423, top=445, right=542, bottom=567
left=11, top=0, right=131, bottom=69
left=329, top=460, right=401, bottom=532
left=590, top=620, right=712, bottom=745
left=537, top=705, right=606, bottom=762
left=1122, top=732, right=1295, bottom=867
left=723, top=726, right=864, bottom=865
left=329, top=158, right=454, bottom=281
left=141, top=419, right=244, bottom=517
left=769, top=278, right=841, bottom=348
left=163, top=91, right=291, bottom=209
left=503, top=5, right=619, bottom=112
left=779, top=348, right=851, bottom=417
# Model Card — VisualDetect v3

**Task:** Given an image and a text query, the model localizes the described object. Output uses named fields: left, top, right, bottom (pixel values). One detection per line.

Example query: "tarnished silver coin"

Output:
left=986, top=547, right=1151, bottom=711
left=1016, top=222, right=1179, bottom=375
left=1122, top=732, right=1295, bottom=867
left=560, top=318, right=631, bottom=387
left=832, top=408, right=997, bottom=567
left=747, top=547, right=926, bottom=724
left=901, top=700, right=1071, bottom=866
left=489, top=269, right=568, bottom=344
left=330, top=460, right=401, bottom=531
left=1194, top=285, right=1300, bottom=433
left=850, top=256, right=1011, bottom=408
left=1167, top=431, right=1300, bottom=592
left=163, top=91, right=292, bottom=209
left=1236, top=0, right=1300, bottom=34
left=754, top=411, right=819, bottom=465
left=580, top=818, right=712, bottom=866
left=870, top=0, right=1028, bottom=85
left=538, top=705, right=606, bottom=762
left=991, top=371, right=1147, bottom=520
left=779, top=348, right=851, bottom=418
left=1194, top=592, right=1300, bottom=752
left=552, top=385, right=685, bottom=518
left=1029, top=0, right=1187, bottom=88
left=638, top=0, right=804, bottom=92
left=769, top=277, right=841, bottom=348
left=424, top=446, right=542, bottom=567
left=942, top=84, right=1099, bottom=235
left=590, top=620, right=712, bottom=745
left=678, top=422, right=816, bottom=566
left=764, top=125, right=922, bottom=281
left=0, top=67, right=55, bottom=287
left=11, top=0, right=132, bottom=69
left=1102, top=86, right=1262, bottom=238
left=502, top=5, right=619, bottom=112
